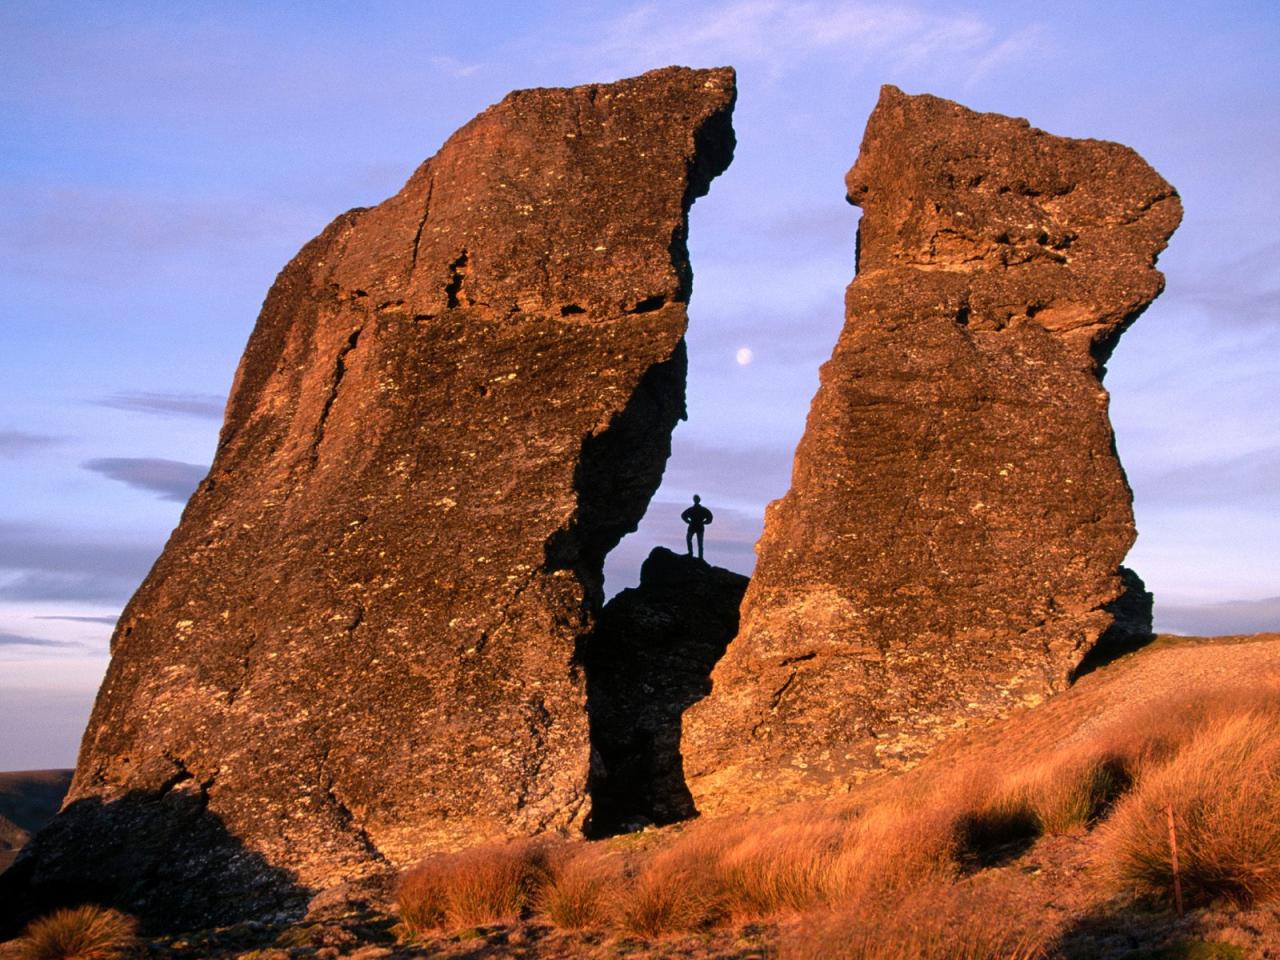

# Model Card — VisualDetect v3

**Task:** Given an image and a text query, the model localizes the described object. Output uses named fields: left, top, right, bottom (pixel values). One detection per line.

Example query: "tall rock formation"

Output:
left=4, top=66, right=735, bottom=932
left=683, top=86, right=1180, bottom=815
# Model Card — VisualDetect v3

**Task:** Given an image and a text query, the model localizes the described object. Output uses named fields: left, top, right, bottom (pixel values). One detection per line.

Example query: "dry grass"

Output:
left=782, top=879, right=1050, bottom=960
left=397, top=839, right=553, bottom=935
left=619, top=843, right=725, bottom=937
left=393, top=672, right=1280, bottom=944
left=535, top=845, right=624, bottom=929
left=600, top=675, right=1280, bottom=933
left=978, top=749, right=1130, bottom=841
left=827, top=793, right=967, bottom=902
left=711, top=811, right=847, bottom=918
left=13, top=905, right=138, bottom=960
left=640, top=807, right=851, bottom=922
left=1097, top=708, right=1280, bottom=907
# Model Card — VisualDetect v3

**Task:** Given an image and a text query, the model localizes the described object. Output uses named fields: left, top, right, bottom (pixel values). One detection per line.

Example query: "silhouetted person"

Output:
left=681, top=494, right=713, bottom=560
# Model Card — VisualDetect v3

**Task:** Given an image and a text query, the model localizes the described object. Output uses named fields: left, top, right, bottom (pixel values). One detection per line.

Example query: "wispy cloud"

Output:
left=34, top=614, right=119, bottom=625
left=429, top=54, right=482, bottom=79
left=0, top=521, right=158, bottom=605
left=95, top=391, right=224, bottom=420
left=663, top=440, right=795, bottom=507
left=0, top=573, right=135, bottom=604
left=0, top=630, right=81, bottom=649
left=1167, top=239, right=1280, bottom=329
left=0, top=522, right=158, bottom=578
left=82, top=457, right=207, bottom=502
left=0, top=429, right=62, bottom=458
left=572, top=1, right=1032, bottom=83
left=1157, top=596, right=1280, bottom=637
left=1132, top=445, right=1280, bottom=508
left=965, top=25, right=1046, bottom=88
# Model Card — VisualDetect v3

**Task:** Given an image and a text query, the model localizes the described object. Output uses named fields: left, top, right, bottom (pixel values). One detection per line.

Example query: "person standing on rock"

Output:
left=681, top=494, right=714, bottom=561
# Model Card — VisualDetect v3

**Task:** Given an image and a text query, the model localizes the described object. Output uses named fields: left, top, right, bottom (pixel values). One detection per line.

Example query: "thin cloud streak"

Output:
left=0, top=429, right=62, bottom=457
left=0, top=522, right=159, bottom=605
left=965, top=24, right=1046, bottom=88
left=83, top=457, right=208, bottom=502
left=1131, top=445, right=1280, bottom=508
left=0, top=522, right=158, bottom=578
left=34, top=615, right=119, bottom=625
left=96, top=391, right=225, bottom=420
left=1164, top=238, right=1280, bottom=328
left=0, top=631, right=81, bottom=649
left=1157, top=596, right=1280, bottom=637
left=579, top=0, right=1011, bottom=80
left=0, top=572, right=139, bottom=605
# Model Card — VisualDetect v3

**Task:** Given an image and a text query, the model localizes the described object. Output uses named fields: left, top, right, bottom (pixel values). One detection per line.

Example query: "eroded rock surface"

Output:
left=3, top=66, right=734, bottom=932
left=683, top=86, right=1180, bottom=815
left=583, top=547, right=748, bottom=835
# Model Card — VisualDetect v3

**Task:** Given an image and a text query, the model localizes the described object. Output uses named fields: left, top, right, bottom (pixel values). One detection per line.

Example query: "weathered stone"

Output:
left=683, top=86, right=1180, bottom=815
left=582, top=547, right=748, bottom=835
left=4, top=66, right=734, bottom=932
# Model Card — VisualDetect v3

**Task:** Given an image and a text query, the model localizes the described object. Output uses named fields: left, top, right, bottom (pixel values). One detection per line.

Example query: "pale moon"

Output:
left=735, top=346, right=753, bottom=366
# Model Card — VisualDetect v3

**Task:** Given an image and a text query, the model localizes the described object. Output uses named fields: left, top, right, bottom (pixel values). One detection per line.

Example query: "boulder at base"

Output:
left=583, top=547, right=748, bottom=835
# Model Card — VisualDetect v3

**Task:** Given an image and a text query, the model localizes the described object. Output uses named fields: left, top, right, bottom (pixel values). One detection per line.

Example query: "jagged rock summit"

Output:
left=683, top=85, right=1181, bottom=815
left=3, top=66, right=735, bottom=933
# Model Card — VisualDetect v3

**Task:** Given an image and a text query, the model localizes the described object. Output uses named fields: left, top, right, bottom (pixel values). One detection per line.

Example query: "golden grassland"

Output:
left=390, top=672, right=1280, bottom=957
left=5, top=640, right=1278, bottom=959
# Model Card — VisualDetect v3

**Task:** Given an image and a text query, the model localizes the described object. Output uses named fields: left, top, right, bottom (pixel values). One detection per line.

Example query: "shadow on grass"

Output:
left=0, top=784, right=307, bottom=937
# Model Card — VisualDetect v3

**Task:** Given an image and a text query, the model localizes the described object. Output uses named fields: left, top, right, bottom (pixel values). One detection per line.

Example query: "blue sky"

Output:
left=2, top=1, right=1277, bottom=769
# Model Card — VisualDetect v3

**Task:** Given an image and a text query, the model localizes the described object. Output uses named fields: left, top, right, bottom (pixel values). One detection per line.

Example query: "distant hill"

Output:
left=0, top=769, right=71, bottom=873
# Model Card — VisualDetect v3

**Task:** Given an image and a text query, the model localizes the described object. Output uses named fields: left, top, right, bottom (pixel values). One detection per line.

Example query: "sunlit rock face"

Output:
left=3, top=66, right=735, bottom=932
left=683, top=85, right=1181, bottom=816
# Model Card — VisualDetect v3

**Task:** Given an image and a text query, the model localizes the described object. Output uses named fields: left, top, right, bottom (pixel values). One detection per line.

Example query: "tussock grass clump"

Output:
left=619, top=837, right=728, bottom=937
left=1025, top=753, right=1131, bottom=835
left=781, top=881, right=1049, bottom=960
left=710, top=811, right=847, bottom=918
left=642, top=807, right=849, bottom=922
left=1097, top=708, right=1280, bottom=907
left=14, top=905, right=138, bottom=960
left=827, top=794, right=965, bottom=901
left=397, top=839, right=553, bottom=935
left=536, top=846, right=623, bottom=929
left=982, top=750, right=1131, bottom=840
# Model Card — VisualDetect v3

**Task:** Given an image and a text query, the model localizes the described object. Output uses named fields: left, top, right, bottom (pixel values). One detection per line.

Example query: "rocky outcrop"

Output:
left=3, top=66, right=735, bottom=933
left=583, top=548, right=748, bottom=835
left=683, top=86, right=1180, bottom=815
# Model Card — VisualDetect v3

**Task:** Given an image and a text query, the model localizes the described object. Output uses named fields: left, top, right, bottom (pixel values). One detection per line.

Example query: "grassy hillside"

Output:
left=0, top=770, right=71, bottom=874
left=4, top=636, right=1279, bottom=958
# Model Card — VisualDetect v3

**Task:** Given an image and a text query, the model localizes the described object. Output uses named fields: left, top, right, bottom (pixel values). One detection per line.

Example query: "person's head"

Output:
left=692, top=494, right=701, bottom=504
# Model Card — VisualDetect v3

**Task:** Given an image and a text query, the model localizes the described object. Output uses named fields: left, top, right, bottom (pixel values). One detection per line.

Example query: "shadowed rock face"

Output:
left=9, top=66, right=735, bottom=928
left=683, top=86, right=1180, bottom=815
left=583, top=547, right=748, bottom=835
